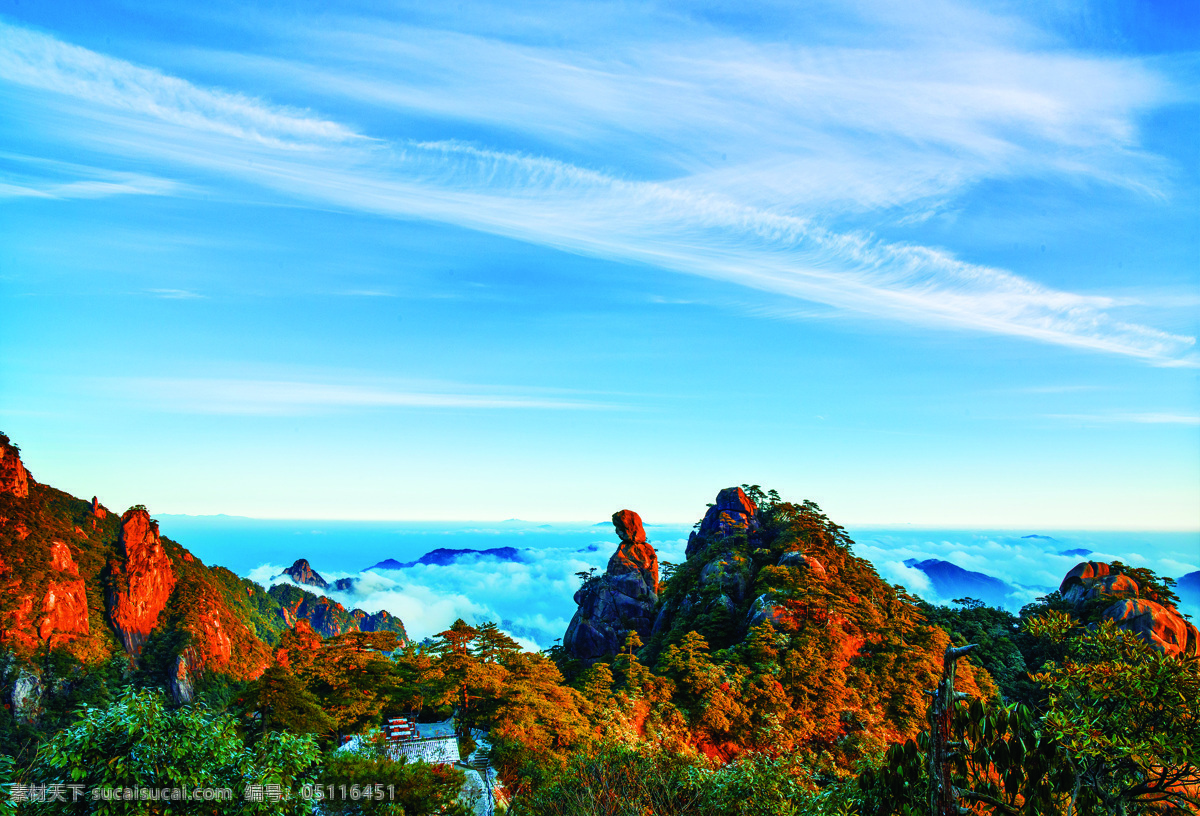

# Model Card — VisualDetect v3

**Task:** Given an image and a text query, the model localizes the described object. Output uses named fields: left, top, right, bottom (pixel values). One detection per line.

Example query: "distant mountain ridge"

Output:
left=369, top=546, right=524, bottom=570
left=1178, top=571, right=1200, bottom=608
left=903, top=558, right=1015, bottom=607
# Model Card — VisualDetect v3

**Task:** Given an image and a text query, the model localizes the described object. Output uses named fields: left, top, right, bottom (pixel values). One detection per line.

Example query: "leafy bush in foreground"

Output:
left=20, top=689, right=320, bottom=815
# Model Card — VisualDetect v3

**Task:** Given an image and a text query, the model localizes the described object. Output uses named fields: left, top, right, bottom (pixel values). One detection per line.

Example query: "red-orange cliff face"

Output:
left=39, top=540, right=89, bottom=646
left=106, top=508, right=177, bottom=654
left=0, top=438, right=29, bottom=498
left=0, top=431, right=411, bottom=717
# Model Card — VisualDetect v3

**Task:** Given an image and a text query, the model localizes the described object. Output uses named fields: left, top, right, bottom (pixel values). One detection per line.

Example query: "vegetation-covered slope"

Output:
left=0, top=432, right=406, bottom=751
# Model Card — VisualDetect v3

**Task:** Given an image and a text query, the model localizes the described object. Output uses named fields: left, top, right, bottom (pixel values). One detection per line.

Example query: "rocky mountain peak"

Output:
left=686, top=486, right=759, bottom=559
left=0, top=435, right=29, bottom=498
left=281, top=558, right=329, bottom=590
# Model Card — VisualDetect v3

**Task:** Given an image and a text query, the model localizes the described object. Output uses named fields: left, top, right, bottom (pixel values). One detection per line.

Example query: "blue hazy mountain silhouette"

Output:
left=369, top=546, right=525, bottom=570
left=903, top=558, right=1015, bottom=607
left=1177, top=571, right=1200, bottom=607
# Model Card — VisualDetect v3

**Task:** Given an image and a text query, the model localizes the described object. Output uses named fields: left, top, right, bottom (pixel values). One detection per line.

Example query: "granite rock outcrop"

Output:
left=266, top=582, right=409, bottom=640
left=106, top=508, right=177, bottom=655
left=39, top=540, right=90, bottom=646
left=1102, top=598, right=1198, bottom=657
left=169, top=653, right=196, bottom=705
left=686, top=487, right=758, bottom=559
left=563, top=510, right=659, bottom=663
left=1058, top=561, right=1200, bottom=658
left=778, top=550, right=827, bottom=579
left=281, top=558, right=330, bottom=590
left=10, top=665, right=42, bottom=724
left=0, top=435, right=29, bottom=498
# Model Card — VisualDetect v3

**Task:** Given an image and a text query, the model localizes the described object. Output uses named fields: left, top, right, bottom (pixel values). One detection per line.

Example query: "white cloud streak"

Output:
left=1046, top=413, right=1200, bottom=426
left=98, top=376, right=617, bottom=414
left=0, top=170, right=180, bottom=200
left=0, top=23, right=358, bottom=148
left=0, top=12, right=1193, bottom=362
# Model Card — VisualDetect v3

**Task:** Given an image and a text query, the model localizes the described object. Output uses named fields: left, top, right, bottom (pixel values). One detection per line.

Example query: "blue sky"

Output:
left=1, top=0, right=1197, bottom=528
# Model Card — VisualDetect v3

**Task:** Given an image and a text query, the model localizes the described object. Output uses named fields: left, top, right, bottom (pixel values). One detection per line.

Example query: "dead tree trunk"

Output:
left=928, top=644, right=978, bottom=816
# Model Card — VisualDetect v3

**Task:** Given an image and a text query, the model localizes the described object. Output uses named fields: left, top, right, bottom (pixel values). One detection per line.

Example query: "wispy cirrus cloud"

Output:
left=0, top=22, right=358, bottom=148
left=95, top=377, right=618, bottom=415
left=0, top=152, right=181, bottom=199
left=0, top=177, right=179, bottom=199
left=1047, top=413, right=1200, bottom=426
left=0, top=12, right=1193, bottom=363
left=147, top=288, right=206, bottom=300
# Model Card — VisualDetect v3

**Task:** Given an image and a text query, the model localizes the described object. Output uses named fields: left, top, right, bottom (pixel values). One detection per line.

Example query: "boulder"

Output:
left=11, top=666, right=42, bottom=724
left=90, top=496, right=107, bottom=520
left=106, top=508, right=177, bottom=655
left=717, top=593, right=738, bottom=619
left=612, top=509, right=646, bottom=545
left=1059, top=561, right=1114, bottom=594
left=563, top=617, right=617, bottom=662
left=607, top=510, right=658, bottom=590
left=170, top=653, right=195, bottom=704
left=748, top=593, right=785, bottom=628
left=1102, top=599, right=1200, bottom=658
left=778, top=551, right=827, bottom=579
left=1062, top=573, right=1139, bottom=607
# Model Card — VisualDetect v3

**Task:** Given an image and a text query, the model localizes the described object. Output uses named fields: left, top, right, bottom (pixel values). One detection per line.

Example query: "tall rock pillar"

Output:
left=563, top=509, right=659, bottom=664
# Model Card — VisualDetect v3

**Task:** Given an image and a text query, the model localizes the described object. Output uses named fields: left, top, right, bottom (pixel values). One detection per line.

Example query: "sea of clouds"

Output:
left=239, top=523, right=1198, bottom=650
left=246, top=526, right=692, bottom=650
left=854, top=529, right=1199, bottom=617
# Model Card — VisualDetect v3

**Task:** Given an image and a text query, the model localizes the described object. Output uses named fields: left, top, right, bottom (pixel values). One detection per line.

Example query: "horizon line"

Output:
left=149, top=512, right=1200, bottom=534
